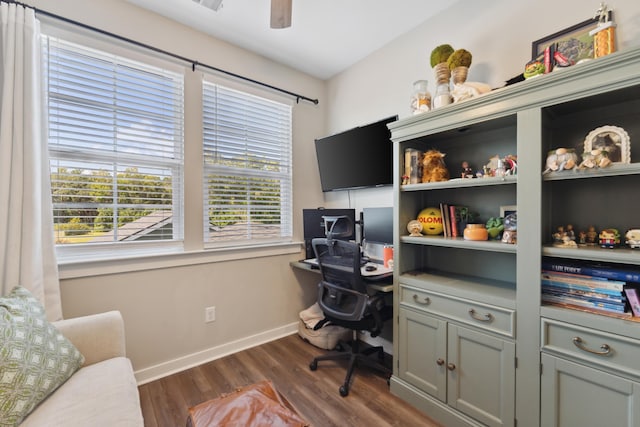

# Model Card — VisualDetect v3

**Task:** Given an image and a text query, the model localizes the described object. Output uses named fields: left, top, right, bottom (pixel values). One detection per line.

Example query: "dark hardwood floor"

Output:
left=139, top=333, right=441, bottom=427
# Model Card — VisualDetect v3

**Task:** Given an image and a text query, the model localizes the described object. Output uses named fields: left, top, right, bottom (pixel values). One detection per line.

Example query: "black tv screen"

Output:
left=314, top=115, right=397, bottom=192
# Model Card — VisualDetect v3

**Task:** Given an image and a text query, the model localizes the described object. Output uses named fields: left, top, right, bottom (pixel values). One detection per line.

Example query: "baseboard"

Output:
left=134, top=321, right=299, bottom=385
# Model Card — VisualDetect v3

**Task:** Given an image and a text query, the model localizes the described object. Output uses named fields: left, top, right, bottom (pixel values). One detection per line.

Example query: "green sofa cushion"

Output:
left=0, top=286, right=84, bottom=426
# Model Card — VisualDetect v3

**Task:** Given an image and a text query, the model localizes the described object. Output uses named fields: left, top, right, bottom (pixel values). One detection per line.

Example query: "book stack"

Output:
left=541, top=259, right=640, bottom=318
left=439, top=203, right=460, bottom=238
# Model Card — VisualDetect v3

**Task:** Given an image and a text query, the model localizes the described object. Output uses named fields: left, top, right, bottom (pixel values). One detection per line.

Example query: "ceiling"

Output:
left=126, top=0, right=457, bottom=80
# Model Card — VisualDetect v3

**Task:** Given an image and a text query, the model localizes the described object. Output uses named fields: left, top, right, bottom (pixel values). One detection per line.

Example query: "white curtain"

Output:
left=0, top=3, right=62, bottom=321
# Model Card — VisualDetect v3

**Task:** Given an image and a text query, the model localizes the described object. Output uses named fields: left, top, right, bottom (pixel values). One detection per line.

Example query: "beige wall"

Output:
left=25, top=0, right=640, bottom=382
left=26, top=0, right=326, bottom=382
left=323, top=0, right=640, bottom=211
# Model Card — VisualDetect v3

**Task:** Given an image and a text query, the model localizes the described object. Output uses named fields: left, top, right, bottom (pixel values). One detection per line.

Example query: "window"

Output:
left=42, top=36, right=184, bottom=251
left=202, top=82, right=292, bottom=247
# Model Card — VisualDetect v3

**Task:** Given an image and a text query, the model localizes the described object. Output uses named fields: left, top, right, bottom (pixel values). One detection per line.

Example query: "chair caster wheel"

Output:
left=339, top=385, right=349, bottom=397
left=309, top=361, right=317, bottom=371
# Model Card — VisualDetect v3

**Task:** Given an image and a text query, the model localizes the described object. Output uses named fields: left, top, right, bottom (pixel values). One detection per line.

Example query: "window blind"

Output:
left=202, top=82, right=292, bottom=246
left=43, top=36, right=184, bottom=246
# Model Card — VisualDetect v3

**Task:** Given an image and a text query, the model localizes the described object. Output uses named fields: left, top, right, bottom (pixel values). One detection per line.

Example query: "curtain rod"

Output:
left=3, top=0, right=319, bottom=105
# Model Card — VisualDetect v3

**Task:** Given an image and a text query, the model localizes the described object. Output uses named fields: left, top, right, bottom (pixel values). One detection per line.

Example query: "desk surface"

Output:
left=290, top=260, right=393, bottom=293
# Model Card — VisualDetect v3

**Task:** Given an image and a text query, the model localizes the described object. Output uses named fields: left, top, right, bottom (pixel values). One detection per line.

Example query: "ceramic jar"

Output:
left=463, top=223, right=488, bottom=241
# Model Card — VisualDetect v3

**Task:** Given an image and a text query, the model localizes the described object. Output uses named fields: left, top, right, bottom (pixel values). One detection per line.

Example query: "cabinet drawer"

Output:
left=541, top=318, right=640, bottom=380
left=399, top=285, right=515, bottom=338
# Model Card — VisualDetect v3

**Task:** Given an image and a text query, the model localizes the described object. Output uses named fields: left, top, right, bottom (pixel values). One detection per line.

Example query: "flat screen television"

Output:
left=314, top=115, right=398, bottom=192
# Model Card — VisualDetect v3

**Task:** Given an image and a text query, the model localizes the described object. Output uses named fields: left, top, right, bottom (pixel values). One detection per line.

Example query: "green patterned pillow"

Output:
left=0, top=286, right=84, bottom=426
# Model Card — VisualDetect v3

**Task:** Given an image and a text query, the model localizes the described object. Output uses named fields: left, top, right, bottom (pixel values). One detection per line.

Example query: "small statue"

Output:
left=586, top=225, right=598, bottom=245
left=407, top=220, right=423, bottom=237
left=543, top=148, right=578, bottom=174
left=553, top=226, right=566, bottom=244
left=578, top=230, right=587, bottom=245
left=461, top=161, right=474, bottom=178
left=599, top=228, right=620, bottom=248
left=565, top=224, right=575, bottom=242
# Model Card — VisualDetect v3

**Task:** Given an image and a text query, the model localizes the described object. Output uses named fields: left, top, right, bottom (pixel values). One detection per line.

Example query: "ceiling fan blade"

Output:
left=270, top=0, right=292, bottom=29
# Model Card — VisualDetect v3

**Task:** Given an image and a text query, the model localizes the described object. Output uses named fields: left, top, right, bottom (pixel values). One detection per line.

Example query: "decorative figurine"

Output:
left=585, top=225, right=598, bottom=245
left=552, top=226, right=566, bottom=245
left=407, top=220, right=423, bottom=237
left=543, top=148, right=578, bottom=174
left=565, top=224, right=576, bottom=242
left=625, top=229, right=640, bottom=249
left=578, top=149, right=612, bottom=169
left=578, top=230, right=587, bottom=245
left=552, top=224, right=577, bottom=248
left=599, top=228, right=620, bottom=248
left=501, top=213, right=517, bottom=244
left=461, top=161, right=474, bottom=179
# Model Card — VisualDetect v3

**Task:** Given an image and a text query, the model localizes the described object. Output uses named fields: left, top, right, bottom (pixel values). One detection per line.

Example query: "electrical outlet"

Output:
left=205, top=306, right=216, bottom=323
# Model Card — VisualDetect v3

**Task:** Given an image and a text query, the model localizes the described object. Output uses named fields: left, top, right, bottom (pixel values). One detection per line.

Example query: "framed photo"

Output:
left=624, top=287, right=640, bottom=317
left=531, top=14, right=609, bottom=63
left=583, top=125, right=630, bottom=164
left=500, top=205, right=517, bottom=218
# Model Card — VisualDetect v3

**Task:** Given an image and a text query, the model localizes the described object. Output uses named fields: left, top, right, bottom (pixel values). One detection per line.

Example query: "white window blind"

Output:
left=203, top=82, right=292, bottom=246
left=42, top=36, right=184, bottom=247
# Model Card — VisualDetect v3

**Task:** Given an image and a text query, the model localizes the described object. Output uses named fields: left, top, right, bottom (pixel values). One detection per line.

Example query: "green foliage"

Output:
left=51, top=167, right=172, bottom=235
left=55, top=217, right=91, bottom=236
left=430, top=44, right=455, bottom=67
left=447, top=49, right=472, bottom=70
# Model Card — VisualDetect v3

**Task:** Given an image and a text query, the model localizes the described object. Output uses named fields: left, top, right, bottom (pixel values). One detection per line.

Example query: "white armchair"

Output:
left=20, top=311, right=144, bottom=427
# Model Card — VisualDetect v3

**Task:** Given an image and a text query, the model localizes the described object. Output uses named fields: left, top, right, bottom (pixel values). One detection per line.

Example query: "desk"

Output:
left=290, top=260, right=393, bottom=293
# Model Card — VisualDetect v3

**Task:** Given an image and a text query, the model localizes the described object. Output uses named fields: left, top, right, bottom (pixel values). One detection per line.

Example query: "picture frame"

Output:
left=500, top=205, right=517, bottom=218
left=531, top=14, right=609, bottom=63
left=624, top=287, right=640, bottom=317
left=583, top=125, right=631, bottom=164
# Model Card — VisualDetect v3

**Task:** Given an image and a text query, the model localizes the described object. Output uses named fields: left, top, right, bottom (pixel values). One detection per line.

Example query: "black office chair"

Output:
left=309, top=216, right=391, bottom=397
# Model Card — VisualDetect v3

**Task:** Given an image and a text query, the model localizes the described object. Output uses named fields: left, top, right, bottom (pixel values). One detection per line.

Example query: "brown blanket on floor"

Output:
left=186, top=380, right=310, bottom=427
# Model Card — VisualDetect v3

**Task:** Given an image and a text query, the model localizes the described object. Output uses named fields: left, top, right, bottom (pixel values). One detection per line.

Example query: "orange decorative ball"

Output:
left=417, top=207, right=443, bottom=235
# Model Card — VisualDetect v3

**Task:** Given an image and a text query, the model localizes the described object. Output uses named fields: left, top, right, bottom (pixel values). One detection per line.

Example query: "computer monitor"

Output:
left=303, top=208, right=356, bottom=259
left=362, top=207, right=393, bottom=245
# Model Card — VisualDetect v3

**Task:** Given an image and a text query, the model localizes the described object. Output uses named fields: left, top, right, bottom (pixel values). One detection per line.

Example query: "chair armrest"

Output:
left=53, top=311, right=126, bottom=366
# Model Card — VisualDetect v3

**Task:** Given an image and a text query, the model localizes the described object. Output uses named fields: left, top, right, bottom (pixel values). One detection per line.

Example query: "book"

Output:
left=541, top=283, right=624, bottom=303
left=541, top=292, right=626, bottom=313
left=541, top=270, right=625, bottom=292
left=541, top=288, right=626, bottom=308
left=542, top=260, right=640, bottom=284
left=449, top=205, right=458, bottom=237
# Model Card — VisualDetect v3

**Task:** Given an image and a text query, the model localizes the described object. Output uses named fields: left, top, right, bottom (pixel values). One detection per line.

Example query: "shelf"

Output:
left=402, top=235, right=517, bottom=254
left=401, top=174, right=516, bottom=192
left=543, top=245, right=640, bottom=266
left=399, top=269, right=516, bottom=309
left=542, top=163, right=640, bottom=181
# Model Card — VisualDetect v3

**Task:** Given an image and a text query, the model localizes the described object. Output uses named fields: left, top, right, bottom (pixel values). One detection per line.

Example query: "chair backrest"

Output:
left=311, top=238, right=369, bottom=322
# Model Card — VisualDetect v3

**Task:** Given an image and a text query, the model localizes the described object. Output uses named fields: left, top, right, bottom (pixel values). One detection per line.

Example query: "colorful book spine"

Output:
left=449, top=205, right=458, bottom=237
left=541, top=293, right=626, bottom=313
left=541, top=271, right=625, bottom=292
left=541, top=283, right=624, bottom=302
left=542, top=261, right=640, bottom=283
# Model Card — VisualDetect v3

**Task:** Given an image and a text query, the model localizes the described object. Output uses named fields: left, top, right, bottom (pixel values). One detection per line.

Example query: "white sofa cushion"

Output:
left=20, top=357, right=143, bottom=427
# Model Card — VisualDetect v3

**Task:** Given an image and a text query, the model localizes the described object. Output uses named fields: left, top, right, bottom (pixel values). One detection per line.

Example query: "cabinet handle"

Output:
left=572, top=336, right=612, bottom=356
left=436, top=358, right=445, bottom=366
left=468, top=308, right=493, bottom=322
left=413, top=294, right=431, bottom=305
left=447, top=363, right=456, bottom=371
